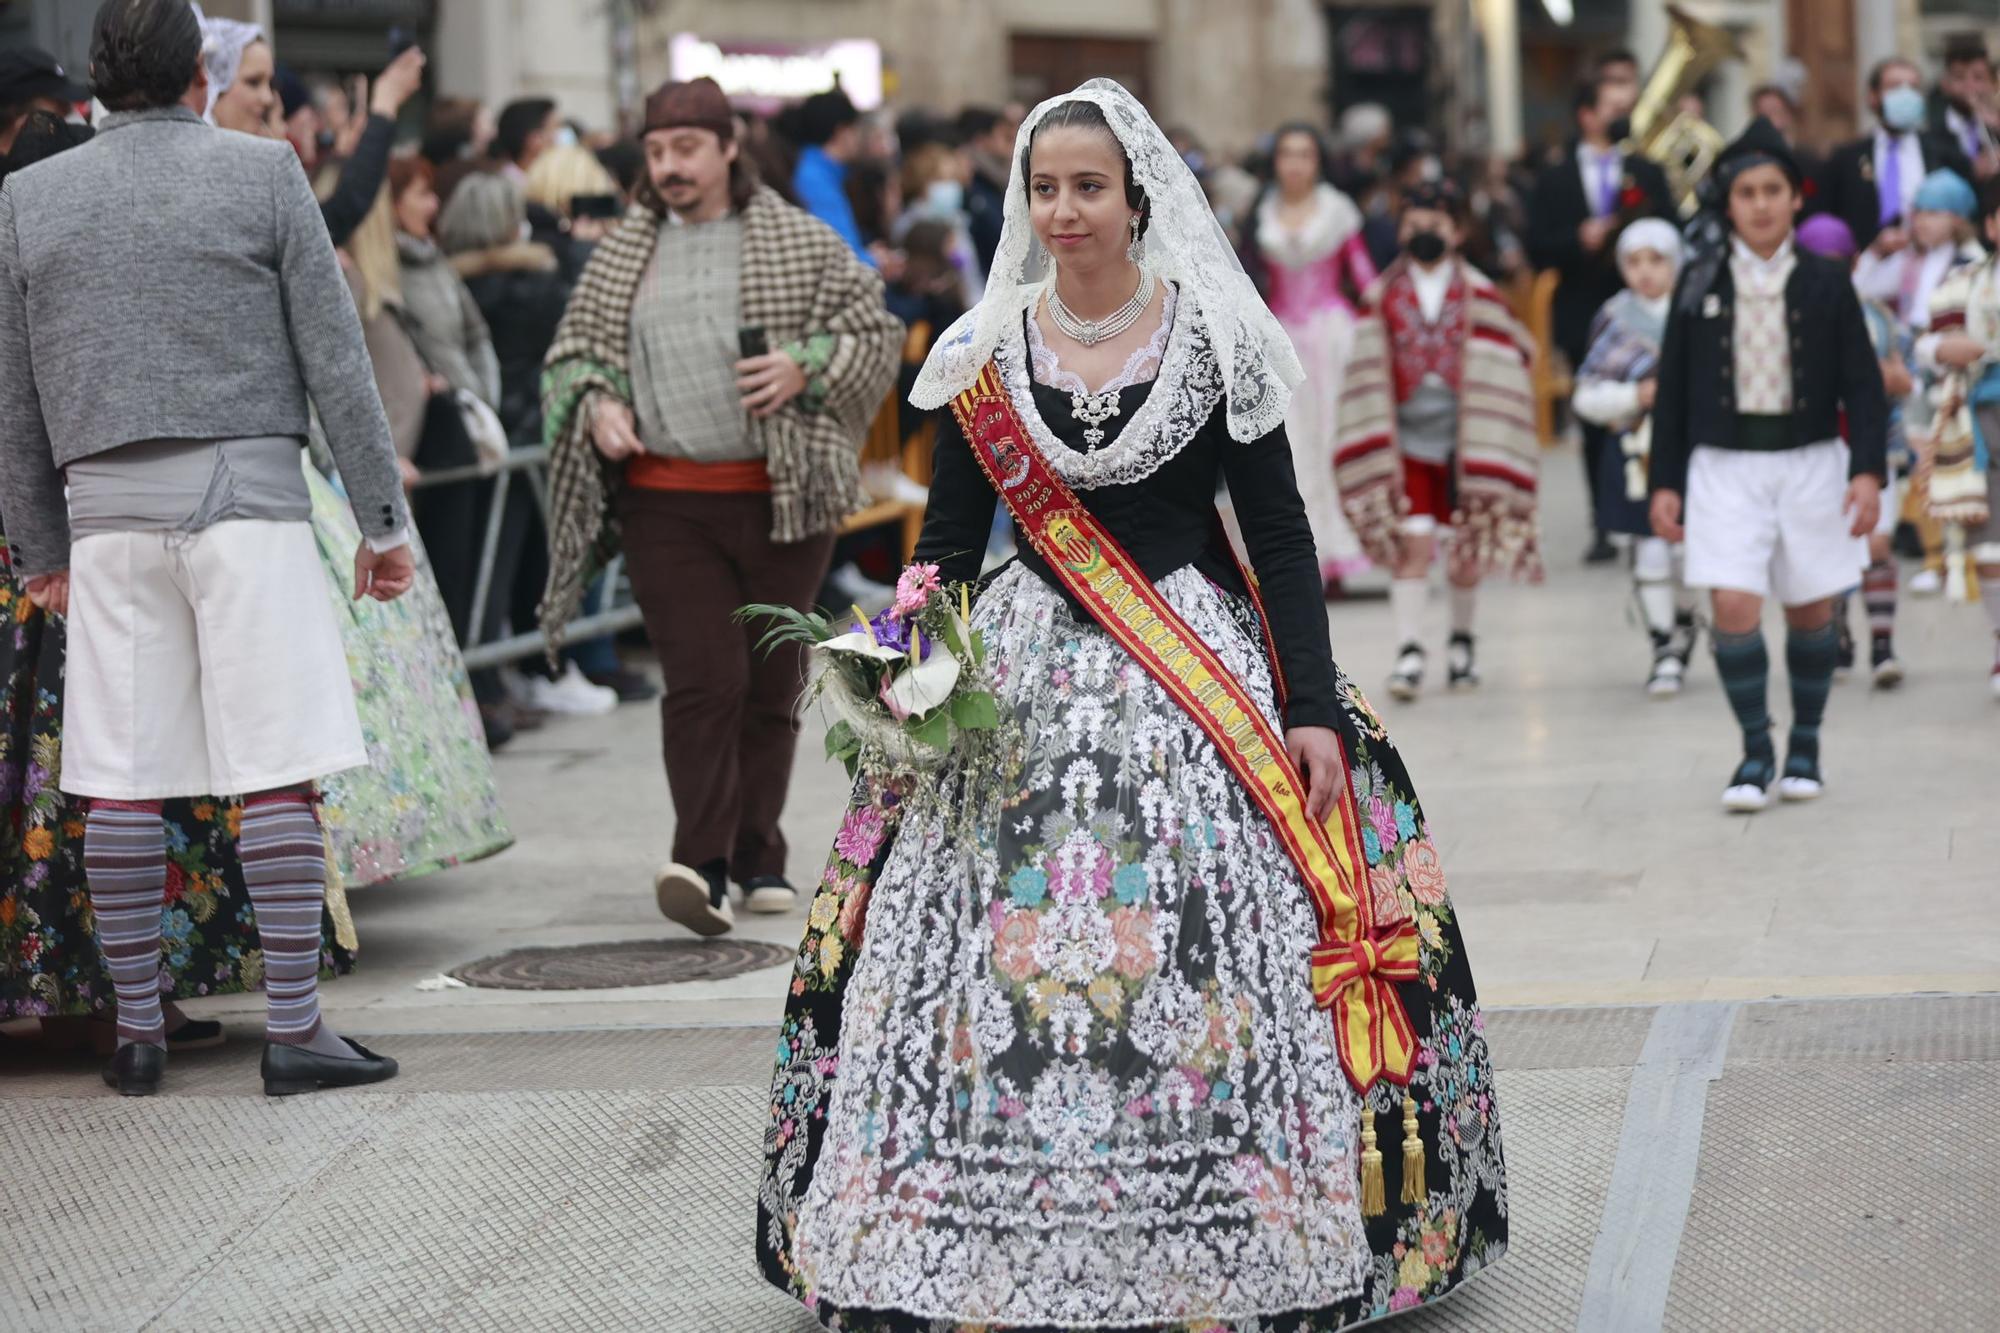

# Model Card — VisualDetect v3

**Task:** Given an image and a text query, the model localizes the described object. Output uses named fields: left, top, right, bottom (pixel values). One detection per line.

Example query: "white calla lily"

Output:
left=819, top=631, right=906, bottom=663
left=882, top=644, right=962, bottom=718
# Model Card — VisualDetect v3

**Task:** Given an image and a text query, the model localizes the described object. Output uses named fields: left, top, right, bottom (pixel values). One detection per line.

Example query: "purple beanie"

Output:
left=1796, top=214, right=1857, bottom=261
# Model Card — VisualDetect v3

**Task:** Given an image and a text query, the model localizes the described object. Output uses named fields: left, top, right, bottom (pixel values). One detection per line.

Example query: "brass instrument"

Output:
left=1627, top=6, right=1744, bottom=214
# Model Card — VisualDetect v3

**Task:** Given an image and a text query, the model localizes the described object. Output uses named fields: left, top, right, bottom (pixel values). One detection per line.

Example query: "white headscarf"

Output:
left=195, top=8, right=264, bottom=125
left=909, top=78, right=1302, bottom=444
left=1616, top=217, right=1684, bottom=272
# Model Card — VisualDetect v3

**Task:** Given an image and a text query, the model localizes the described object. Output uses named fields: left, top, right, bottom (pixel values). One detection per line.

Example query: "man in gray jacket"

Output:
left=0, top=0, right=412, bottom=1097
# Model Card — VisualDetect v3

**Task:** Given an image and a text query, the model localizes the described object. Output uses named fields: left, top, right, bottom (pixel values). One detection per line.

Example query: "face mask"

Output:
left=1406, top=230, right=1448, bottom=264
left=1606, top=115, right=1633, bottom=143
left=925, top=179, right=964, bottom=215
left=1881, top=86, right=1927, bottom=133
left=553, top=125, right=579, bottom=150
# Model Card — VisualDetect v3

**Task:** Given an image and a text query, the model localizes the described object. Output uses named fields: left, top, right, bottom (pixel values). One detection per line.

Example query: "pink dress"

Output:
left=1258, top=184, right=1377, bottom=576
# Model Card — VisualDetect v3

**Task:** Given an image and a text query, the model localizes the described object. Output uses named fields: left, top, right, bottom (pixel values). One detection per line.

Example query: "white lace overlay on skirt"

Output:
left=792, top=563, right=1370, bottom=1325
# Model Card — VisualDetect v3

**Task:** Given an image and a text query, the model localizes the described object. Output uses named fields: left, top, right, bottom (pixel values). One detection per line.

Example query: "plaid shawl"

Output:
left=539, top=186, right=901, bottom=651
left=1333, top=258, right=1543, bottom=583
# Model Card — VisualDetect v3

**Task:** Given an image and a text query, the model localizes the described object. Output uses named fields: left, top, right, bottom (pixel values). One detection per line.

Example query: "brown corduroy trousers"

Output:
left=617, top=487, right=835, bottom=881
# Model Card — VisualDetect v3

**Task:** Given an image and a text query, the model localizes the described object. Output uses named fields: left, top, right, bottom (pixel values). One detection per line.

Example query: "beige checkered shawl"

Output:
left=539, top=187, right=900, bottom=652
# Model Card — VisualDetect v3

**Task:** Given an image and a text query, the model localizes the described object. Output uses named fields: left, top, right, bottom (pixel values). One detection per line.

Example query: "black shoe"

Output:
left=741, top=874, right=799, bottom=915
left=262, top=1037, right=400, bottom=1097
left=166, top=1018, right=225, bottom=1051
left=1584, top=534, right=1618, bottom=564
left=1446, top=631, right=1480, bottom=689
left=655, top=858, right=734, bottom=935
left=585, top=666, right=661, bottom=703
left=101, top=1043, right=165, bottom=1096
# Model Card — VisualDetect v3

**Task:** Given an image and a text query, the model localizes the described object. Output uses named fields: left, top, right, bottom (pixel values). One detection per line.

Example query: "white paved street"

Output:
left=8, top=446, right=1999, bottom=1331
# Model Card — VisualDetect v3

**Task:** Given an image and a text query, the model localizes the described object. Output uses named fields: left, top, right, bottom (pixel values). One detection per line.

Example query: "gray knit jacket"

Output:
left=0, top=106, right=408, bottom=577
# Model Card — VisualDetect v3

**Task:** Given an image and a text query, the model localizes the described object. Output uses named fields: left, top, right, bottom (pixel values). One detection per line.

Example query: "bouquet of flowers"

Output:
left=739, top=562, right=1001, bottom=778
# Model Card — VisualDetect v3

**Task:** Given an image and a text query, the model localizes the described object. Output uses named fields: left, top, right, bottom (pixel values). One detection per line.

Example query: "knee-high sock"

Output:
left=1390, top=577, right=1426, bottom=648
left=239, top=792, right=334, bottom=1049
left=1863, top=559, right=1898, bottom=645
left=84, top=801, right=168, bottom=1049
left=1785, top=621, right=1840, bottom=763
left=1448, top=582, right=1477, bottom=637
left=1634, top=537, right=1675, bottom=636
left=1711, top=627, right=1774, bottom=760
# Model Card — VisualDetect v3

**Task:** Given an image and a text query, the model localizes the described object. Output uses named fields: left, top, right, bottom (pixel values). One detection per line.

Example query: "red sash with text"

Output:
left=951, top=363, right=1421, bottom=1093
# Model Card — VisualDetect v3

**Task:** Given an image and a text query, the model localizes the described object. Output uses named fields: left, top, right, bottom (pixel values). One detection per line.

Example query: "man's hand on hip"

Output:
left=353, top=541, right=416, bottom=602
left=737, top=350, right=808, bottom=419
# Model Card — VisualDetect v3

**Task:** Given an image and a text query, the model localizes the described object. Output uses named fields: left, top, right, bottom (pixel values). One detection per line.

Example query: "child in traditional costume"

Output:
left=1913, top=174, right=2000, bottom=698
left=1650, top=118, right=1888, bottom=812
left=1573, top=218, right=1698, bottom=695
left=1334, top=180, right=1541, bottom=702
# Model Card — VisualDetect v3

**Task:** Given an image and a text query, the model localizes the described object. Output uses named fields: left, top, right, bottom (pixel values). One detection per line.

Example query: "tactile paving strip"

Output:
left=1666, top=1061, right=2000, bottom=1332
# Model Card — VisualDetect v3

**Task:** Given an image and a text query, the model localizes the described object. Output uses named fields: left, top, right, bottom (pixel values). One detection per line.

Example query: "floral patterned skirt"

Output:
left=1, top=464, right=509, bottom=1020
left=757, top=564, right=1507, bottom=1331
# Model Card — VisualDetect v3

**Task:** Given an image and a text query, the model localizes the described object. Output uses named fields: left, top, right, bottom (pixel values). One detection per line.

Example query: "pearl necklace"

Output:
left=1047, top=267, right=1156, bottom=347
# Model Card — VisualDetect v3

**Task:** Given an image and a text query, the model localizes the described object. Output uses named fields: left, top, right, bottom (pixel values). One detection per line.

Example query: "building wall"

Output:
left=433, top=0, right=616, bottom=131
left=629, top=0, right=1331, bottom=157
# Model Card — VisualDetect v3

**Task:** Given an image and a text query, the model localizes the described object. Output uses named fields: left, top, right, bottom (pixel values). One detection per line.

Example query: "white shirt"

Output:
left=1411, top=259, right=1454, bottom=324
left=1577, top=143, right=1623, bottom=218
left=1872, top=128, right=1926, bottom=222
left=1946, top=106, right=1987, bottom=161
left=1729, top=236, right=1797, bottom=415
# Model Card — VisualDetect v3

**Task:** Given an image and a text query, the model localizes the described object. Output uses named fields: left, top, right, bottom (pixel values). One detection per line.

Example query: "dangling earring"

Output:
left=1126, top=214, right=1144, bottom=265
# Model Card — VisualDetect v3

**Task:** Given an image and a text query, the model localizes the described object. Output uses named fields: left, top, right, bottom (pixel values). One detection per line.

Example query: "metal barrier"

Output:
left=406, top=445, right=646, bottom=671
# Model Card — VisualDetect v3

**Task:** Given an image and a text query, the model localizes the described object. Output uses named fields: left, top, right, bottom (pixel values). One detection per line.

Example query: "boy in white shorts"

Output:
left=1649, top=118, right=1887, bottom=812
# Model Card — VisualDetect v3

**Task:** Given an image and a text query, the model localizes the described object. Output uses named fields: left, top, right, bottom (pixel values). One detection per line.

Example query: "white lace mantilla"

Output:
left=1000, top=290, right=1225, bottom=491
left=911, top=78, right=1302, bottom=444
left=790, top=563, right=1370, bottom=1326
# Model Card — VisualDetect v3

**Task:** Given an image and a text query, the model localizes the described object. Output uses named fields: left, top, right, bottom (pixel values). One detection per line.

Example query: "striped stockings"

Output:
left=82, top=801, right=169, bottom=1048
left=240, top=790, right=330, bottom=1047
left=1862, top=559, right=1897, bottom=650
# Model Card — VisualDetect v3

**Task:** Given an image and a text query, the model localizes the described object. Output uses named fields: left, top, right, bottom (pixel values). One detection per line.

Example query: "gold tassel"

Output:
left=1399, top=1095, right=1426, bottom=1205
left=1359, top=1108, right=1386, bottom=1217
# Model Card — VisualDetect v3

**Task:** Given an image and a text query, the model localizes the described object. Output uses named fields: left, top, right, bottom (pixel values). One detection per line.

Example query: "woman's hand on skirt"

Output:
left=1286, top=725, right=1343, bottom=823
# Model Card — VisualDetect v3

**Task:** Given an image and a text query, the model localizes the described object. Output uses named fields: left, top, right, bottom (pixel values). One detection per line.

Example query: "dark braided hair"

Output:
left=90, top=0, right=203, bottom=113
left=1019, top=99, right=1150, bottom=236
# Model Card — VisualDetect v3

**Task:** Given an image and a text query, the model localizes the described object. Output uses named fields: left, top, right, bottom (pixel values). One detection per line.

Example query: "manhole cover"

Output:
left=450, top=938, right=795, bottom=990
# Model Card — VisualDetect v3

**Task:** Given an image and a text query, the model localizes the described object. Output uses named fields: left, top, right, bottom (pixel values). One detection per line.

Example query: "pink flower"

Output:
left=892, top=562, right=942, bottom=617
left=993, top=910, right=1041, bottom=982
left=1369, top=864, right=1408, bottom=925
left=1404, top=837, right=1447, bottom=905
left=834, top=804, right=888, bottom=865
left=1368, top=795, right=1398, bottom=850
left=1109, top=906, right=1158, bottom=980
left=1389, top=1288, right=1422, bottom=1312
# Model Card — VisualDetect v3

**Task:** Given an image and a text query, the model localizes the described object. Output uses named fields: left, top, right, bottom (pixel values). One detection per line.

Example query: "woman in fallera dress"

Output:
left=757, top=81, right=1506, bottom=1330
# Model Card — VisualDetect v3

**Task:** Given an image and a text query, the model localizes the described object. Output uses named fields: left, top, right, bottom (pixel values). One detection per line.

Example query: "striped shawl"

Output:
left=539, top=186, right=901, bottom=652
left=1333, top=258, right=1543, bottom=583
